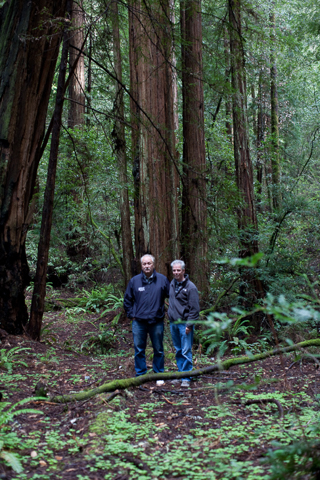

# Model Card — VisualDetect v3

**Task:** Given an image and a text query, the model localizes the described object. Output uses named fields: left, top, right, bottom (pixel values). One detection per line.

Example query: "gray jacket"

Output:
left=167, top=275, right=200, bottom=328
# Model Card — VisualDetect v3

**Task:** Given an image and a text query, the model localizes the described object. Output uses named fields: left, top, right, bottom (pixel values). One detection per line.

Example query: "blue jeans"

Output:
left=132, top=319, right=164, bottom=376
left=170, top=323, right=194, bottom=381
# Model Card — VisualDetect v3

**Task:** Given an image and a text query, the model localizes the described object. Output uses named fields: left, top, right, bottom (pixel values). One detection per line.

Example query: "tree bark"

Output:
left=68, top=0, right=85, bottom=128
left=0, top=0, right=67, bottom=334
left=111, top=0, right=134, bottom=287
left=256, top=69, right=265, bottom=211
left=50, top=338, right=320, bottom=402
left=180, top=0, right=208, bottom=299
left=28, top=4, right=71, bottom=341
left=270, top=5, right=281, bottom=210
left=224, top=27, right=233, bottom=142
left=228, top=0, right=265, bottom=315
left=129, top=0, right=179, bottom=278
left=228, top=0, right=258, bottom=259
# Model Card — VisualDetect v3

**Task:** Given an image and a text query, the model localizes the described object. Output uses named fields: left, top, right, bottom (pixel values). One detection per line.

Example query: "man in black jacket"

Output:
left=124, top=255, right=170, bottom=381
left=168, top=259, right=200, bottom=387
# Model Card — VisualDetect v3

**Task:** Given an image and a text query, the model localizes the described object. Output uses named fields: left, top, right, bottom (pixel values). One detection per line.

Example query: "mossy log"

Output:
left=50, top=338, right=320, bottom=403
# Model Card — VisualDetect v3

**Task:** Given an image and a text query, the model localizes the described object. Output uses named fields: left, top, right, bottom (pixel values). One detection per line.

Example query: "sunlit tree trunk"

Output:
left=68, top=0, right=85, bottom=128
left=28, top=4, right=71, bottom=341
left=111, top=0, right=134, bottom=287
left=180, top=0, right=208, bottom=299
left=0, top=0, right=67, bottom=334
left=129, top=0, right=179, bottom=277
left=270, top=5, right=281, bottom=210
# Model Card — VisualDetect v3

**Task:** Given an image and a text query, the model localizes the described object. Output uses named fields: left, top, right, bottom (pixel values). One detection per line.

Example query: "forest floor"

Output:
left=1, top=290, right=320, bottom=480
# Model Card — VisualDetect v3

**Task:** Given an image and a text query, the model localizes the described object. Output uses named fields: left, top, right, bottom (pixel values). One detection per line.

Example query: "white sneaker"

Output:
left=181, top=380, right=190, bottom=387
left=156, top=380, right=165, bottom=386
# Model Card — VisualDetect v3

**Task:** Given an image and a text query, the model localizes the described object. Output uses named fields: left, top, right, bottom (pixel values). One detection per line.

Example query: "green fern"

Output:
left=0, top=347, right=30, bottom=374
left=0, top=398, right=42, bottom=473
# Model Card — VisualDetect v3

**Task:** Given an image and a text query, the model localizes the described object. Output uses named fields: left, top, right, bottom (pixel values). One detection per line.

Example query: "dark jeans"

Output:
left=132, top=319, right=164, bottom=376
left=170, top=322, right=194, bottom=381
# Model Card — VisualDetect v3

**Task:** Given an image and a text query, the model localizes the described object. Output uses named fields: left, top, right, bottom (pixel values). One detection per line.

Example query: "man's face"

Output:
left=172, top=265, right=185, bottom=283
left=141, top=256, right=154, bottom=277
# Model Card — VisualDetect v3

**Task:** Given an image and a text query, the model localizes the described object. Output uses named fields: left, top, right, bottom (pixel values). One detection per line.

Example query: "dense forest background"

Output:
left=0, top=0, right=320, bottom=336
left=2, top=1, right=320, bottom=478
left=23, top=0, right=320, bottom=324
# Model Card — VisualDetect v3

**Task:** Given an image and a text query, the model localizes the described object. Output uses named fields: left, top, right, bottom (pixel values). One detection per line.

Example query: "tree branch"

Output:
left=50, top=338, right=320, bottom=403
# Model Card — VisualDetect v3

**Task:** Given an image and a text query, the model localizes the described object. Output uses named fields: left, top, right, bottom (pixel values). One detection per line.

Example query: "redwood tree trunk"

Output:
left=111, top=0, right=134, bottom=287
left=0, top=0, right=67, bottom=334
left=129, top=0, right=179, bottom=277
left=228, top=0, right=264, bottom=315
left=256, top=69, right=265, bottom=211
left=229, top=0, right=258, bottom=259
left=28, top=2, right=71, bottom=341
left=180, top=0, right=208, bottom=298
left=68, top=0, right=85, bottom=128
left=270, top=5, right=281, bottom=210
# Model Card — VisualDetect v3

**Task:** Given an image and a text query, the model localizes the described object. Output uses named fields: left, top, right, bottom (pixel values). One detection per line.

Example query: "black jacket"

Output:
left=123, top=270, right=170, bottom=322
left=167, top=275, right=200, bottom=327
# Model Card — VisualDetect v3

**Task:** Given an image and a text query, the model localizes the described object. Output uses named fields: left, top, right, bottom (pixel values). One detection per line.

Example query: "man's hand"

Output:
left=186, top=326, right=191, bottom=335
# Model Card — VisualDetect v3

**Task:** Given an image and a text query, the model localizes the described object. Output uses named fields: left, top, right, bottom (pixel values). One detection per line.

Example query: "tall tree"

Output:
left=68, top=0, right=85, bottom=128
left=228, top=0, right=266, bottom=317
left=180, top=0, right=208, bottom=297
left=111, top=0, right=134, bottom=287
left=228, top=0, right=258, bottom=259
left=28, top=2, right=71, bottom=341
left=270, top=3, right=281, bottom=210
left=256, top=68, right=265, bottom=211
left=0, top=0, right=67, bottom=334
left=129, top=0, right=179, bottom=277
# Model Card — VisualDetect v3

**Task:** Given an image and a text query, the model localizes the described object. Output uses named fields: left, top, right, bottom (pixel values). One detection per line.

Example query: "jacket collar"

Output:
left=173, top=274, right=189, bottom=287
left=141, top=270, right=157, bottom=282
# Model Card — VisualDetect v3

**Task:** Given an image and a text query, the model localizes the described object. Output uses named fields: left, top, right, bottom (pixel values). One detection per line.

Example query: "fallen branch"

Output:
left=105, top=389, right=121, bottom=403
left=50, top=338, right=320, bottom=403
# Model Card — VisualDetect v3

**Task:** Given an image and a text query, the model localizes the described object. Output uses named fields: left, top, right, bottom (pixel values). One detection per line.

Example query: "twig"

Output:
left=105, top=390, right=121, bottom=402
left=242, top=398, right=284, bottom=419
left=153, top=388, right=184, bottom=396
left=161, top=395, right=175, bottom=405
left=200, top=276, right=240, bottom=315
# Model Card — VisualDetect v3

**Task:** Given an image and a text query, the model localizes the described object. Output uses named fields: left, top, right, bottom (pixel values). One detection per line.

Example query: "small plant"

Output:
left=81, top=322, right=117, bottom=354
left=199, top=312, right=253, bottom=357
left=264, top=420, right=320, bottom=480
left=40, top=320, right=57, bottom=344
left=0, top=398, right=42, bottom=473
left=37, top=348, right=59, bottom=365
left=0, top=347, right=30, bottom=374
left=77, top=286, right=124, bottom=318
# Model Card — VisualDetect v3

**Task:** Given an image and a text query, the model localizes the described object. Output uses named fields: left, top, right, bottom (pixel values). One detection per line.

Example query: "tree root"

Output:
left=50, top=338, right=320, bottom=403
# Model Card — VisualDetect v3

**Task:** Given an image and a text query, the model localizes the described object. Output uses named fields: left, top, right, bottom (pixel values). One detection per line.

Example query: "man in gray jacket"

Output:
left=167, top=260, right=200, bottom=387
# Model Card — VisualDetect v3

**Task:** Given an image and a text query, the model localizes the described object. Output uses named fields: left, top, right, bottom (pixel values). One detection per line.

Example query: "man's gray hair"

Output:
left=141, top=254, right=155, bottom=264
left=171, top=259, right=185, bottom=270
